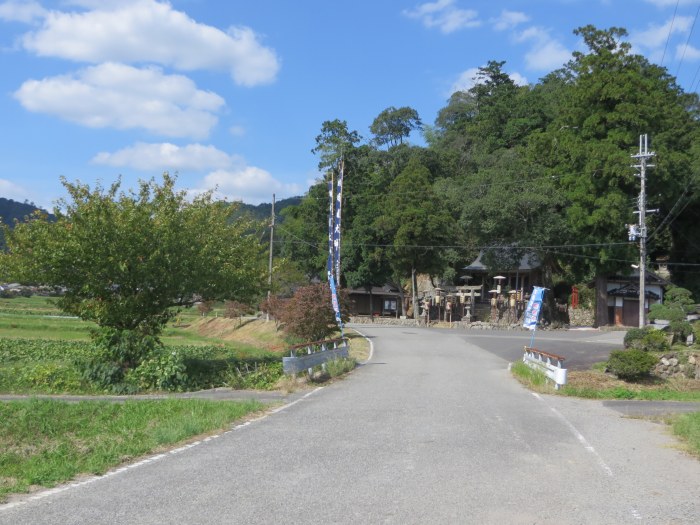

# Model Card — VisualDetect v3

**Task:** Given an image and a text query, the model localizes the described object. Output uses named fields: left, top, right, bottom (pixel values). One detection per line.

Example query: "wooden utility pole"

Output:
left=266, top=194, right=275, bottom=321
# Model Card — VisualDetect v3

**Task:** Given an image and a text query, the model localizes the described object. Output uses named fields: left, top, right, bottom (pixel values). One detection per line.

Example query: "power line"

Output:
left=275, top=235, right=700, bottom=268
left=675, top=2, right=700, bottom=78
left=662, top=0, right=681, bottom=66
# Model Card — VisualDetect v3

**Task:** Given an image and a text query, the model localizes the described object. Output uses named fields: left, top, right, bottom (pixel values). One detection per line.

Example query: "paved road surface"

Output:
left=1, top=327, right=698, bottom=524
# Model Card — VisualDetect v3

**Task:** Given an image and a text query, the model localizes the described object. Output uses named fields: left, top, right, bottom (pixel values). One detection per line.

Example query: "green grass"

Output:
left=670, top=412, right=700, bottom=457
left=0, top=398, right=264, bottom=503
left=510, top=361, right=549, bottom=389
left=559, top=386, right=700, bottom=401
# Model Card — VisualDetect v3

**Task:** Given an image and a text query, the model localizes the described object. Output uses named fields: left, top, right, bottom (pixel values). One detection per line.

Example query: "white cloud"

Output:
left=92, top=143, right=235, bottom=171
left=449, top=67, right=480, bottom=93
left=676, top=43, right=700, bottom=61
left=516, top=27, right=571, bottom=71
left=17, top=0, right=279, bottom=86
left=229, top=125, right=246, bottom=137
left=449, top=67, right=528, bottom=94
left=0, top=179, right=32, bottom=204
left=14, top=63, right=224, bottom=139
left=508, top=72, right=529, bottom=86
left=403, top=0, right=480, bottom=34
left=630, top=16, right=694, bottom=52
left=0, top=0, right=46, bottom=23
left=491, top=10, right=529, bottom=31
left=196, top=167, right=302, bottom=204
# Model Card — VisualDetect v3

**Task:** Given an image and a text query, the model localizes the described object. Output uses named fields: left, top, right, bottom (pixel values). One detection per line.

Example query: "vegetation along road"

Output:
left=1, top=327, right=698, bottom=524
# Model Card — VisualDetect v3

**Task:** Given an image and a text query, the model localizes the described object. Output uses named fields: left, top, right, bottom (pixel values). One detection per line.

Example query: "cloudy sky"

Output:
left=1, top=0, right=700, bottom=207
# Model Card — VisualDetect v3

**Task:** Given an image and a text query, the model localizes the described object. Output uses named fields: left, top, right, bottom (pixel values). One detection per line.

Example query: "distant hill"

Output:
left=0, top=198, right=54, bottom=226
left=233, top=196, right=303, bottom=222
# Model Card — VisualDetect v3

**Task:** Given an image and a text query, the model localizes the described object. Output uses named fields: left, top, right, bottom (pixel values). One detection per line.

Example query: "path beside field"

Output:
left=1, top=326, right=699, bottom=524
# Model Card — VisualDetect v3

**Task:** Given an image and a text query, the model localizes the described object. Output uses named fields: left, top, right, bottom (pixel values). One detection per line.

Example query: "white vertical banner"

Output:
left=334, top=159, right=343, bottom=284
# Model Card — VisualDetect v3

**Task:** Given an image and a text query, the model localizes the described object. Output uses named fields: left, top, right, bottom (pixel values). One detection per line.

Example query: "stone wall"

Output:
left=568, top=307, right=595, bottom=327
left=348, top=316, right=529, bottom=331
left=349, top=316, right=419, bottom=326
left=654, top=352, right=700, bottom=380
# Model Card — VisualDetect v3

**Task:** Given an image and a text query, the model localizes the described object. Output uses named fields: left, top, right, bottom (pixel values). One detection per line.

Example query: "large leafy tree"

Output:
left=527, top=26, right=700, bottom=280
left=370, top=106, right=422, bottom=148
left=0, top=174, right=265, bottom=365
left=375, top=158, right=452, bottom=317
left=311, top=119, right=362, bottom=172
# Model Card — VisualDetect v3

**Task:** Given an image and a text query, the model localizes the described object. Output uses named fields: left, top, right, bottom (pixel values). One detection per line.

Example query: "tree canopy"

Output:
left=1, top=174, right=265, bottom=341
left=278, top=25, right=700, bottom=309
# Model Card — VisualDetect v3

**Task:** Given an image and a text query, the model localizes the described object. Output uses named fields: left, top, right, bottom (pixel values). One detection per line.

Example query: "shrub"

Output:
left=624, top=327, right=647, bottom=349
left=130, top=350, right=188, bottom=391
left=18, top=362, right=83, bottom=392
left=259, top=295, right=287, bottom=325
left=607, top=349, right=658, bottom=381
left=197, top=300, right=215, bottom=316
left=224, top=300, right=251, bottom=319
left=649, top=303, right=686, bottom=322
left=91, top=327, right=161, bottom=370
left=78, top=358, right=124, bottom=390
left=623, top=326, right=669, bottom=352
left=277, top=284, right=350, bottom=342
left=324, top=357, right=356, bottom=378
left=668, top=320, right=693, bottom=344
left=223, top=361, right=282, bottom=390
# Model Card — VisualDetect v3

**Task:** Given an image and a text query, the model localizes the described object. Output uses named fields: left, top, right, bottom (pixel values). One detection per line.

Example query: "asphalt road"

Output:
left=454, top=326, right=627, bottom=370
left=1, top=327, right=698, bottom=524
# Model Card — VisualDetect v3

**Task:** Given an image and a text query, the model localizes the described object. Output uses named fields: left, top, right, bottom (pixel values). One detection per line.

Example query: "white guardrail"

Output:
left=282, top=338, right=349, bottom=375
left=523, top=346, right=568, bottom=390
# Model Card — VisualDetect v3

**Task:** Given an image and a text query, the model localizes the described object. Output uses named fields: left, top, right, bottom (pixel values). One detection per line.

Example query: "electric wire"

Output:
left=675, top=2, right=700, bottom=78
left=662, top=0, right=681, bottom=66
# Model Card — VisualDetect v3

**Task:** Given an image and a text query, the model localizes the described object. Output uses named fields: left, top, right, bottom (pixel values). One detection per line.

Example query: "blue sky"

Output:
left=1, top=0, right=700, bottom=209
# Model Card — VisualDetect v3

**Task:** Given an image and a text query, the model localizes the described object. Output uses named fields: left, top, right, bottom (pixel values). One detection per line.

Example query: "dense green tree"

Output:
left=375, top=158, right=452, bottom=317
left=370, top=106, right=422, bottom=148
left=0, top=174, right=265, bottom=366
left=526, top=26, right=699, bottom=284
left=311, top=119, right=362, bottom=172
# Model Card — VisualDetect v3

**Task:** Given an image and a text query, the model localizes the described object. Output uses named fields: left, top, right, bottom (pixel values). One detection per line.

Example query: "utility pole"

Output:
left=631, top=134, right=655, bottom=328
left=266, top=194, right=275, bottom=322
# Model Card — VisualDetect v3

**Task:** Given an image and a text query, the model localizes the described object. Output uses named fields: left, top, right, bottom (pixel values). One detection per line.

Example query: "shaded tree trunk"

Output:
left=594, top=275, right=608, bottom=328
left=412, top=266, right=418, bottom=319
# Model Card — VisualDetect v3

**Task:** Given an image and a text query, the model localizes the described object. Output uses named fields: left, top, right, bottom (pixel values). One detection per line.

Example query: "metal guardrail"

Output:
left=282, top=338, right=349, bottom=375
left=523, top=346, right=568, bottom=390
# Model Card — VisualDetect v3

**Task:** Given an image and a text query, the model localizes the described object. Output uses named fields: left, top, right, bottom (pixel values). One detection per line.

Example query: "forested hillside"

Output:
left=0, top=198, right=52, bottom=225
left=278, top=26, right=700, bottom=299
left=234, top=196, right=302, bottom=221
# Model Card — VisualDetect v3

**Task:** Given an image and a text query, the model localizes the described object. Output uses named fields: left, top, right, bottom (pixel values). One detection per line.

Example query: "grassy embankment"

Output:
left=0, top=296, right=367, bottom=502
left=0, top=398, right=263, bottom=503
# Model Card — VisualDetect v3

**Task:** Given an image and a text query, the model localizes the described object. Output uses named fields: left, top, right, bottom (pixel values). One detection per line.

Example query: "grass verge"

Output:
left=0, top=398, right=264, bottom=503
left=669, top=412, right=700, bottom=458
left=345, top=329, right=371, bottom=362
left=511, top=362, right=700, bottom=402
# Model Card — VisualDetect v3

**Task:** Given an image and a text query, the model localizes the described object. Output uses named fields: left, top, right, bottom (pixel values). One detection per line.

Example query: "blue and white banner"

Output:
left=333, top=160, right=343, bottom=283
left=327, top=178, right=334, bottom=279
left=523, top=286, right=545, bottom=330
left=326, top=163, right=344, bottom=334
left=329, top=274, right=342, bottom=329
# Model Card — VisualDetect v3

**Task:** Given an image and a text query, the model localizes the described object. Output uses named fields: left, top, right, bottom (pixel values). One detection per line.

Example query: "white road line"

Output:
left=0, top=387, right=324, bottom=513
left=348, top=327, right=374, bottom=363
left=531, top=393, right=643, bottom=521
left=532, top=392, right=613, bottom=477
